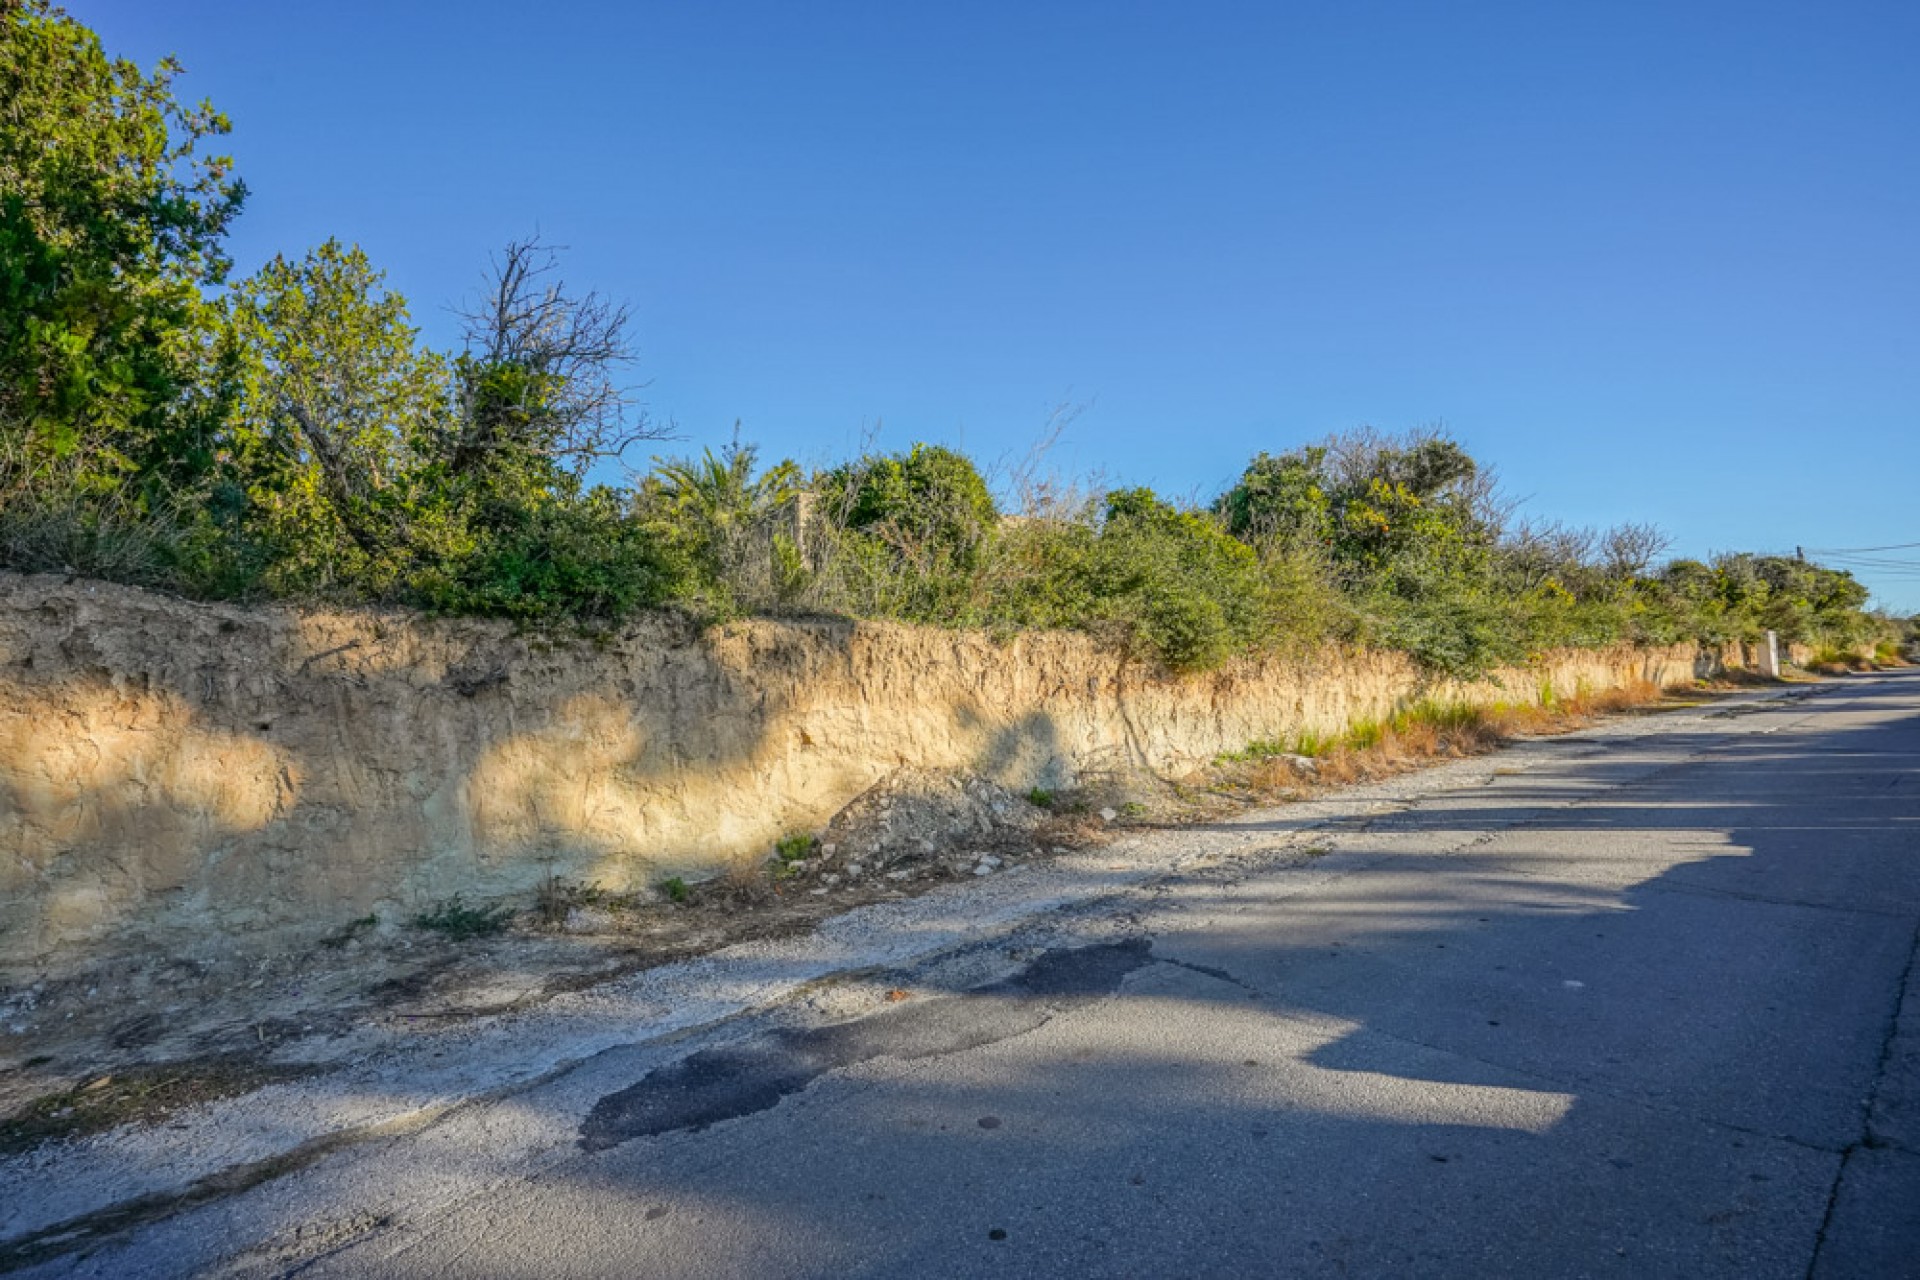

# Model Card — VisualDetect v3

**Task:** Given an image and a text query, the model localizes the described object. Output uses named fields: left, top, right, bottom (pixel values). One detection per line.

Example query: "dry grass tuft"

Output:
left=712, top=860, right=778, bottom=906
left=1210, top=677, right=1669, bottom=806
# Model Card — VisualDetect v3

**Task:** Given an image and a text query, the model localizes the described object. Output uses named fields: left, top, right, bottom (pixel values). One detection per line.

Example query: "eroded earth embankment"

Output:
left=1, top=572, right=1731, bottom=973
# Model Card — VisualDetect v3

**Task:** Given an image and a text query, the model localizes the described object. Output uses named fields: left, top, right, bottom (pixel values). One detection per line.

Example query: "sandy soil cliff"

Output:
left=1, top=573, right=1725, bottom=971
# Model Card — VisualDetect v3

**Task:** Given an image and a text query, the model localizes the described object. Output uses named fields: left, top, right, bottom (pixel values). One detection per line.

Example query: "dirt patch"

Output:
left=0, top=1056, right=307, bottom=1156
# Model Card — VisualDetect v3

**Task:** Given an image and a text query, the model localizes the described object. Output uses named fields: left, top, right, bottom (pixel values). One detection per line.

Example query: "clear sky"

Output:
left=82, top=1, right=1920, bottom=609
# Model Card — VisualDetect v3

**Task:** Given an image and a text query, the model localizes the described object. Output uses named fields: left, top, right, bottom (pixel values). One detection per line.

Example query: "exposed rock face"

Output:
left=0, top=573, right=1718, bottom=972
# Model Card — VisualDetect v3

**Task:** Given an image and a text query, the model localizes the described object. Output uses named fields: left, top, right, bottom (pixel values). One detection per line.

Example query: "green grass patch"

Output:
left=1292, top=728, right=1335, bottom=758
left=1343, top=719, right=1384, bottom=751
left=1389, top=699, right=1486, bottom=735
left=1215, top=738, right=1289, bottom=764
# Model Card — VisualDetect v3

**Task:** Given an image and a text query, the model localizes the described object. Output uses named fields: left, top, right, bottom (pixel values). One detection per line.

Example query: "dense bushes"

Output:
left=635, top=442, right=799, bottom=616
left=1, top=2, right=1906, bottom=673
left=822, top=443, right=997, bottom=568
left=620, top=433, right=1895, bottom=676
left=1075, top=488, right=1274, bottom=670
left=0, top=2, right=669, bottom=620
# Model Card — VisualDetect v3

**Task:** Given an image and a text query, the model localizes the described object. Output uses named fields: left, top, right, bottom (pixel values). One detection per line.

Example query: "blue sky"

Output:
left=85, top=1, right=1919, bottom=608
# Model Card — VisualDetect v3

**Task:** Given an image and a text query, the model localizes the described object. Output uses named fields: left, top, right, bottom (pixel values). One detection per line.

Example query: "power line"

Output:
left=1810, top=557, right=1920, bottom=571
left=1814, top=553, right=1920, bottom=566
left=1804, top=540, right=1920, bottom=554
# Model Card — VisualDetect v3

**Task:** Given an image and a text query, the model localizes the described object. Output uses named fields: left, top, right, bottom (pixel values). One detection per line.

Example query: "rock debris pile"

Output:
left=787, top=768, right=1050, bottom=888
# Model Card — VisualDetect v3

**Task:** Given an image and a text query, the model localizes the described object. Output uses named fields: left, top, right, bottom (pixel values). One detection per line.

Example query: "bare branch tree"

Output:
left=1599, top=522, right=1671, bottom=580
left=448, top=236, right=673, bottom=477
left=997, top=396, right=1098, bottom=521
left=1501, top=518, right=1596, bottom=591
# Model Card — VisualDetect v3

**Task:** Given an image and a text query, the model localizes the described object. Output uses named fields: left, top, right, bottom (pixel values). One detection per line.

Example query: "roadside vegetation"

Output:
left=2, top=2, right=1908, bottom=679
left=1209, top=680, right=1667, bottom=796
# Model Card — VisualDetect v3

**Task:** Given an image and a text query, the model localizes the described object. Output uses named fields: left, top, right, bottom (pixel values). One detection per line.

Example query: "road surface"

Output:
left=22, top=673, right=1920, bottom=1278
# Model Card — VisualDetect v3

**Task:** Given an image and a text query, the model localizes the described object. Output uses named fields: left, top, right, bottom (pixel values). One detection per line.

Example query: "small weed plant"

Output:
left=318, top=913, right=378, bottom=949
left=1292, top=728, right=1334, bottom=758
left=1217, top=728, right=1335, bottom=764
left=773, top=834, right=818, bottom=863
left=412, top=896, right=514, bottom=940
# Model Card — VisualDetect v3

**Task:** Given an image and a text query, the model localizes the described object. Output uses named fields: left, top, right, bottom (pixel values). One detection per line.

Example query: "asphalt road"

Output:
left=32, top=672, right=1920, bottom=1278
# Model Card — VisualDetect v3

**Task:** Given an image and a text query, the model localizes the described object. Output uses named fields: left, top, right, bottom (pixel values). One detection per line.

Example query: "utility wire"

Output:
left=1804, top=540, right=1920, bottom=554
left=1809, top=556, right=1920, bottom=571
left=1815, top=552, right=1920, bottom=564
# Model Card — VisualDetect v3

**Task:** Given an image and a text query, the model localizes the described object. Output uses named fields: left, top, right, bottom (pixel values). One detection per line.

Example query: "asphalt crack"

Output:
left=1804, top=916, right=1920, bottom=1278
left=1149, top=952, right=1266, bottom=997
left=1638, top=878, right=1918, bottom=921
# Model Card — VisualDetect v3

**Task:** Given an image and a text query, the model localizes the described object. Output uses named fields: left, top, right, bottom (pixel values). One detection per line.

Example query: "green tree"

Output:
left=221, top=240, right=452, bottom=594
left=0, top=0, right=243, bottom=496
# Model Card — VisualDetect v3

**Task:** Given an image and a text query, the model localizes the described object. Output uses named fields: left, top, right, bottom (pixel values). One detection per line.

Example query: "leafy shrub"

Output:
left=1077, top=488, right=1271, bottom=671
left=773, top=834, right=818, bottom=862
left=641, top=442, right=805, bottom=616
left=1215, top=448, right=1332, bottom=546
left=789, top=443, right=1002, bottom=625
left=822, top=443, right=997, bottom=567
left=420, top=485, right=683, bottom=621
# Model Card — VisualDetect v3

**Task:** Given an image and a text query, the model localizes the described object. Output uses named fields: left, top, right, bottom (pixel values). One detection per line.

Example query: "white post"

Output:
left=1758, top=629, right=1781, bottom=678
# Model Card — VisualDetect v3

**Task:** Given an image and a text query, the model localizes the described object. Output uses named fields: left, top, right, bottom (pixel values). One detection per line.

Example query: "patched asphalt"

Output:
left=578, top=940, right=1153, bottom=1151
